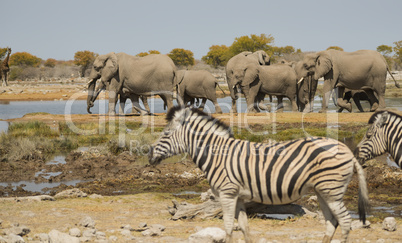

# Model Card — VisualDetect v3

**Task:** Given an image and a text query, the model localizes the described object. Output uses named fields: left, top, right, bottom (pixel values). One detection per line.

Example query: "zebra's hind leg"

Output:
left=317, top=193, right=352, bottom=243
left=316, top=193, right=338, bottom=243
left=235, top=199, right=251, bottom=243
left=219, top=191, right=238, bottom=243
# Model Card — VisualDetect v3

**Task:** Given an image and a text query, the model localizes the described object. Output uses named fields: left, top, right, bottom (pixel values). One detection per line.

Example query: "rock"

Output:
left=69, top=228, right=81, bottom=237
left=89, top=194, right=103, bottom=199
left=188, top=227, right=226, bottom=243
left=48, top=229, right=80, bottom=243
left=95, top=231, right=106, bottom=240
left=150, top=224, right=166, bottom=232
left=109, top=235, right=118, bottom=242
left=79, top=216, right=96, bottom=228
left=351, top=220, right=371, bottom=230
left=34, top=233, right=49, bottom=242
left=82, top=228, right=96, bottom=238
left=382, top=217, right=397, bottom=231
left=4, top=233, right=25, bottom=243
left=54, top=188, right=87, bottom=199
left=4, top=225, right=31, bottom=236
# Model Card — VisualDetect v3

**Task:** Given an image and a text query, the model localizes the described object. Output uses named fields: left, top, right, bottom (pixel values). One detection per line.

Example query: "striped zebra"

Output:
left=355, top=110, right=402, bottom=168
left=149, top=107, right=369, bottom=243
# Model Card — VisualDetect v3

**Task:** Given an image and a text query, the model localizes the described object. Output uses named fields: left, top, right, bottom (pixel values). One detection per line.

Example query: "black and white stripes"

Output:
left=356, top=110, right=402, bottom=168
left=149, top=107, right=369, bottom=243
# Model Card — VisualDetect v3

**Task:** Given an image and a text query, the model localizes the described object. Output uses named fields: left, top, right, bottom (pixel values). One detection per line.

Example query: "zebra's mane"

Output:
left=368, top=110, right=402, bottom=124
left=166, top=106, right=233, bottom=137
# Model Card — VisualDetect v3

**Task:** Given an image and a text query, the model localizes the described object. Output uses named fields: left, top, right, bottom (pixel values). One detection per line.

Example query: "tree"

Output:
left=74, top=50, right=98, bottom=77
left=136, top=50, right=161, bottom=57
left=228, top=34, right=275, bottom=58
left=44, top=58, right=57, bottom=68
left=168, top=48, right=195, bottom=67
left=393, top=40, right=402, bottom=67
left=377, top=45, right=393, bottom=68
left=326, top=46, right=344, bottom=51
left=202, top=45, right=229, bottom=67
left=0, top=47, right=8, bottom=60
left=9, top=52, right=42, bottom=67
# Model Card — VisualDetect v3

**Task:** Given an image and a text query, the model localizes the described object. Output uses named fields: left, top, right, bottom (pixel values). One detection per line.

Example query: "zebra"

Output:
left=355, top=110, right=402, bottom=168
left=148, top=106, right=369, bottom=243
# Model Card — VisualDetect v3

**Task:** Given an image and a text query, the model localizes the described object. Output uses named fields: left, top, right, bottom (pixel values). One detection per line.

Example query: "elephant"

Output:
left=336, top=89, right=375, bottom=113
left=295, top=49, right=400, bottom=113
left=175, top=70, right=225, bottom=114
left=225, top=50, right=270, bottom=113
left=90, top=78, right=152, bottom=115
left=240, top=63, right=299, bottom=112
left=282, top=60, right=318, bottom=112
left=87, top=52, right=176, bottom=115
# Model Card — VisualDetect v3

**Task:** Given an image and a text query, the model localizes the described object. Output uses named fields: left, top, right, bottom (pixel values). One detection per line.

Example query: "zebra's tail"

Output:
left=354, top=158, right=370, bottom=224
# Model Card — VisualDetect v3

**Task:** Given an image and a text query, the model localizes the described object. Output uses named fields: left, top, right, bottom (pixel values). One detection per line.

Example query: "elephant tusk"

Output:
left=87, top=79, right=93, bottom=87
left=297, top=77, right=304, bottom=84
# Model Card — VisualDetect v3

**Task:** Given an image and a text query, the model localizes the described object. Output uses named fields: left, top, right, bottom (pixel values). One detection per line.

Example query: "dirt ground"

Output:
left=0, top=81, right=401, bottom=242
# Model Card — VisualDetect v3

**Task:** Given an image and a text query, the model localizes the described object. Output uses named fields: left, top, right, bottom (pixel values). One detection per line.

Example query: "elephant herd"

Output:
left=87, top=49, right=400, bottom=115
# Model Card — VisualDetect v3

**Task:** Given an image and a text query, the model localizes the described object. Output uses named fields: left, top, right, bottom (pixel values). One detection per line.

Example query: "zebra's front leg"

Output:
left=235, top=199, right=251, bottom=243
left=219, top=191, right=238, bottom=243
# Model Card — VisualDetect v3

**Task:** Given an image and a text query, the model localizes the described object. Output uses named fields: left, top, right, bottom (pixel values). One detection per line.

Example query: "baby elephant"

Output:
left=176, top=70, right=225, bottom=113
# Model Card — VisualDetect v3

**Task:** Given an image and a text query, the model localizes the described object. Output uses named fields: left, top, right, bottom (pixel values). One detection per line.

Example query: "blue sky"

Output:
left=2, top=0, right=401, bottom=60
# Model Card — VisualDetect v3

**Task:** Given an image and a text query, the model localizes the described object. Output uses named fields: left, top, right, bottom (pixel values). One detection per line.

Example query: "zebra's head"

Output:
left=355, top=111, right=390, bottom=164
left=148, top=106, right=191, bottom=165
left=148, top=106, right=233, bottom=165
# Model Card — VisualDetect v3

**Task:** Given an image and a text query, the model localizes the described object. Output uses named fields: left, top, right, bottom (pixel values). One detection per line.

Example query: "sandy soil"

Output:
left=1, top=81, right=401, bottom=242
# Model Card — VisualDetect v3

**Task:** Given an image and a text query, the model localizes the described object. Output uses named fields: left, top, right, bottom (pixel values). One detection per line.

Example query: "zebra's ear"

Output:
left=375, top=111, right=389, bottom=127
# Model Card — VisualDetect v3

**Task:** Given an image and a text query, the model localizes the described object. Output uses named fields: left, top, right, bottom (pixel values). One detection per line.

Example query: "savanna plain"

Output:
left=0, top=79, right=401, bottom=242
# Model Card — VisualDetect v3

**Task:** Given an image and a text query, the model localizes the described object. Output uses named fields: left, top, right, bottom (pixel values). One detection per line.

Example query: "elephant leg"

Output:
left=209, top=97, right=222, bottom=114
left=241, top=85, right=258, bottom=113
left=159, top=93, right=174, bottom=110
left=319, top=81, right=334, bottom=113
left=131, top=95, right=149, bottom=116
left=352, top=95, right=365, bottom=112
left=337, top=91, right=352, bottom=113
left=108, top=90, right=118, bottom=116
left=141, top=96, right=151, bottom=113
left=364, top=89, right=379, bottom=112
left=199, top=98, right=207, bottom=111
left=336, top=86, right=352, bottom=112
left=119, top=94, right=127, bottom=115
left=276, top=96, right=284, bottom=113
left=376, top=90, right=386, bottom=110
left=230, top=99, right=238, bottom=113
left=257, top=93, right=270, bottom=111
left=290, top=97, right=298, bottom=112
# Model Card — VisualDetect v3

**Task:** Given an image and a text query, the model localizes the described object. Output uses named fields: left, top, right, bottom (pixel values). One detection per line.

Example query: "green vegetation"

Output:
left=73, top=50, right=98, bottom=77
left=168, top=48, right=195, bottom=67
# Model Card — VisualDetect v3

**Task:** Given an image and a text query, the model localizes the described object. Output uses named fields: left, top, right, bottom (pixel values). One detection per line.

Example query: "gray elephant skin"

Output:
left=295, top=49, right=399, bottom=113
left=225, top=50, right=270, bottom=113
left=241, top=63, right=298, bottom=112
left=87, top=52, right=176, bottom=115
left=176, top=70, right=224, bottom=114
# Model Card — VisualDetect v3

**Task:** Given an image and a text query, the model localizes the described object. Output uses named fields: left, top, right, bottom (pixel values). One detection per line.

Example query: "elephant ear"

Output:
left=174, top=70, right=186, bottom=86
left=101, top=52, right=118, bottom=82
left=241, top=64, right=259, bottom=87
left=257, top=50, right=270, bottom=65
left=314, top=53, right=332, bottom=79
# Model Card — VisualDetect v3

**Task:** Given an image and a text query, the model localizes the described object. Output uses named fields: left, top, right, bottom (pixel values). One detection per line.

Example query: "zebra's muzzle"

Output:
left=148, top=146, right=163, bottom=165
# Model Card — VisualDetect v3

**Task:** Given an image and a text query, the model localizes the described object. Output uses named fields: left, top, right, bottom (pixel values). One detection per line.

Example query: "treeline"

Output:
left=1, top=34, right=402, bottom=81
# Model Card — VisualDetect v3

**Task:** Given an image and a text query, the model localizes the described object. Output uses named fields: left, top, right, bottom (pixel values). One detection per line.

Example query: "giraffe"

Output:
left=1, top=47, right=11, bottom=86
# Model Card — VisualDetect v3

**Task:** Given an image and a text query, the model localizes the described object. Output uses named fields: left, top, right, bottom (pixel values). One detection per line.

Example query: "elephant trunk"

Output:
left=87, top=79, right=98, bottom=114
left=228, top=83, right=239, bottom=100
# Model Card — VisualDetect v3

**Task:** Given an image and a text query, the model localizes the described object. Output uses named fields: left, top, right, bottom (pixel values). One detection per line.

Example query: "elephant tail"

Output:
left=215, top=82, right=227, bottom=96
left=387, top=67, right=400, bottom=88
